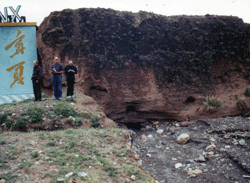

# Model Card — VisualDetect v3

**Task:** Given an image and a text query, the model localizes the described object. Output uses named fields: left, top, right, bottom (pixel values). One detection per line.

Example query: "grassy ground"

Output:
left=0, top=94, right=155, bottom=183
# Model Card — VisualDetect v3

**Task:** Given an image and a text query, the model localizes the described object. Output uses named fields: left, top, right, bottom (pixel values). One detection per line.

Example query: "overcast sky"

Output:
left=2, top=0, right=250, bottom=26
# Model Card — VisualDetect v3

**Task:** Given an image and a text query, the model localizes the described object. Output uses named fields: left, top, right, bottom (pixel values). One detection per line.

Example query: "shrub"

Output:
left=0, top=172, right=18, bottom=181
left=91, top=115, right=100, bottom=127
left=15, top=117, right=28, bottom=129
left=0, top=113, right=7, bottom=124
left=74, top=118, right=83, bottom=127
left=203, top=96, right=223, bottom=111
left=85, top=113, right=91, bottom=119
left=46, top=141, right=56, bottom=147
left=30, top=151, right=39, bottom=158
left=27, top=107, right=45, bottom=124
left=65, top=98, right=76, bottom=103
left=104, top=166, right=117, bottom=177
left=245, top=88, right=250, bottom=97
left=5, top=119, right=14, bottom=129
left=54, top=103, right=77, bottom=117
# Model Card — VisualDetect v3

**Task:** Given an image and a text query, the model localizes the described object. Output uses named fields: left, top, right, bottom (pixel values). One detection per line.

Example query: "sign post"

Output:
left=0, top=5, right=37, bottom=104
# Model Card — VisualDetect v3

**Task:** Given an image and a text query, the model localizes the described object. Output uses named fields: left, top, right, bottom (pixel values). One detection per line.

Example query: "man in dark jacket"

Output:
left=31, top=60, right=43, bottom=101
left=51, top=57, right=64, bottom=100
left=64, top=60, right=77, bottom=98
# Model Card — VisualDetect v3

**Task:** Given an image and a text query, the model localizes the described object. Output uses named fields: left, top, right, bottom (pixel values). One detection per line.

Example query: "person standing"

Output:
left=51, top=57, right=64, bottom=100
left=31, top=60, right=43, bottom=101
left=64, top=60, right=77, bottom=98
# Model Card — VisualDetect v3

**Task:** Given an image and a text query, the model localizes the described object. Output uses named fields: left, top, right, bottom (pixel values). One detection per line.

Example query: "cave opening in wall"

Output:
left=126, top=105, right=136, bottom=113
left=186, top=96, right=195, bottom=103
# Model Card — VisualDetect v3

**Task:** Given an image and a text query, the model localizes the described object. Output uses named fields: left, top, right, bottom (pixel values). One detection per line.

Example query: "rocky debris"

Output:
left=177, top=133, right=190, bottom=144
left=175, top=163, right=183, bottom=169
left=131, top=175, right=136, bottom=181
left=147, top=134, right=153, bottom=139
left=132, top=116, right=250, bottom=182
left=156, top=129, right=164, bottom=134
left=187, top=168, right=202, bottom=177
left=57, top=178, right=65, bottom=182
left=77, top=172, right=87, bottom=178
left=239, top=139, right=247, bottom=146
left=65, top=172, right=73, bottom=178
left=68, top=116, right=75, bottom=122
left=37, top=7, right=250, bottom=123
left=140, top=135, right=147, bottom=140
left=194, top=155, right=206, bottom=163
left=205, top=144, right=216, bottom=151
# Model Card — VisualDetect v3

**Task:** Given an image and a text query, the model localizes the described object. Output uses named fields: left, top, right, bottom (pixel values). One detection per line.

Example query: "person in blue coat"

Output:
left=51, top=57, right=64, bottom=100
left=64, top=60, right=77, bottom=98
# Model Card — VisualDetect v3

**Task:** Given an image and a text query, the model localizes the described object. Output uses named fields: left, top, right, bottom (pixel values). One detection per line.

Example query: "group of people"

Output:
left=31, top=57, right=77, bottom=101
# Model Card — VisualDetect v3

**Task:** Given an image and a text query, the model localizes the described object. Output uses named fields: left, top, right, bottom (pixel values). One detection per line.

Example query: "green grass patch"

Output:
left=30, top=151, right=39, bottom=158
left=0, top=172, right=18, bottom=182
left=104, top=166, right=117, bottom=177
left=15, top=117, right=28, bottom=129
left=54, top=102, right=77, bottom=117
left=27, top=107, right=46, bottom=123
left=74, top=118, right=83, bottom=127
left=203, top=96, right=223, bottom=111
left=91, top=115, right=101, bottom=127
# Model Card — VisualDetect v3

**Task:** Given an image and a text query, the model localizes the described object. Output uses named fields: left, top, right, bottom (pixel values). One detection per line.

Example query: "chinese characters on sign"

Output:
left=5, top=29, right=25, bottom=58
left=5, top=29, right=26, bottom=88
left=6, top=61, right=25, bottom=88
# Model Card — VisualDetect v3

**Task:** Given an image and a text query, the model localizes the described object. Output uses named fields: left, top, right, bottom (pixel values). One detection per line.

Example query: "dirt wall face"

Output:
left=37, top=8, right=250, bottom=122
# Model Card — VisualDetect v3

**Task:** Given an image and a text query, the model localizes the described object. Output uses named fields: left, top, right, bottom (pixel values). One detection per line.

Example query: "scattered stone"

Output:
left=78, top=172, right=87, bottom=178
left=12, top=113, right=16, bottom=117
left=153, top=121, right=160, bottom=125
left=180, top=122, right=193, bottom=127
left=35, top=162, right=40, bottom=165
left=239, top=139, right=246, bottom=146
left=156, top=129, right=164, bottom=134
left=172, top=158, right=177, bottom=161
left=65, top=172, right=73, bottom=178
left=70, top=103, right=75, bottom=105
left=147, top=154, right=152, bottom=157
left=209, top=137, right=216, bottom=142
left=225, top=145, right=231, bottom=149
left=0, top=179, right=6, bottom=183
left=131, top=175, right=136, bottom=181
left=188, top=168, right=202, bottom=177
left=194, top=155, right=206, bottom=162
left=68, top=116, right=76, bottom=121
left=206, top=151, right=214, bottom=157
left=177, top=133, right=190, bottom=144
left=57, top=178, right=65, bottom=182
left=206, top=144, right=216, bottom=151
left=166, top=147, right=170, bottom=150
left=147, top=134, right=153, bottom=139
left=30, top=140, right=36, bottom=145
left=175, top=163, right=183, bottom=169
left=139, top=159, right=142, bottom=166
left=140, top=135, right=147, bottom=141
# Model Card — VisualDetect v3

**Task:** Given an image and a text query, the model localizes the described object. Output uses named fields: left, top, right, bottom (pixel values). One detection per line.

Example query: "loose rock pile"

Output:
left=132, top=117, right=250, bottom=183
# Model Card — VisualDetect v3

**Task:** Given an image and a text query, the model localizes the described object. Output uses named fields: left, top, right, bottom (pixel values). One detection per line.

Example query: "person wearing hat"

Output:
left=31, top=60, right=43, bottom=101
left=64, top=60, right=77, bottom=98
left=51, top=57, right=64, bottom=100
